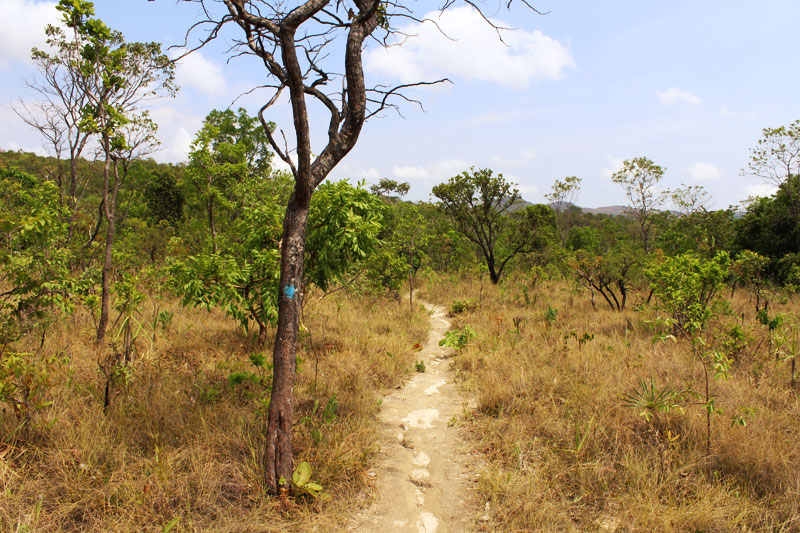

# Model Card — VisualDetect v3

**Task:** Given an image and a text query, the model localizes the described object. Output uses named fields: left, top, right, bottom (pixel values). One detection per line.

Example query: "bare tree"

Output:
left=179, top=0, right=539, bottom=494
left=545, top=175, right=581, bottom=246
left=671, top=183, right=710, bottom=217
left=17, top=24, right=97, bottom=236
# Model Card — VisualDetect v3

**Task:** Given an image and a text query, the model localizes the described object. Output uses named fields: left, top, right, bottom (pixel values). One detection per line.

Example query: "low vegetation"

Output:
left=423, top=273, right=800, bottom=531
left=1, top=293, right=428, bottom=531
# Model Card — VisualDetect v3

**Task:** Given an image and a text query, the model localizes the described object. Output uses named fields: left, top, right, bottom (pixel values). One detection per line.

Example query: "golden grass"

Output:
left=0, top=291, right=428, bottom=532
left=420, top=272, right=800, bottom=532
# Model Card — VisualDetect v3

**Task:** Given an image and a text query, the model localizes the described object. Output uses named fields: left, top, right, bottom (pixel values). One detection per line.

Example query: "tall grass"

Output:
left=0, top=291, right=428, bottom=531
left=421, top=272, right=800, bottom=531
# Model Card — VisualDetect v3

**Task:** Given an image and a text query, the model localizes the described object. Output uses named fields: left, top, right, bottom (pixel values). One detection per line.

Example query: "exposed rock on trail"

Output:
left=349, top=304, right=480, bottom=533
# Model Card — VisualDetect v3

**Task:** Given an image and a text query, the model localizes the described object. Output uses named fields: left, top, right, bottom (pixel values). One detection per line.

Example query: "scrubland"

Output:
left=6, top=269, right=800, bottom=532
left=422, top=273, right=800, bottom=532
left=0, top=292, right=427, bottom=532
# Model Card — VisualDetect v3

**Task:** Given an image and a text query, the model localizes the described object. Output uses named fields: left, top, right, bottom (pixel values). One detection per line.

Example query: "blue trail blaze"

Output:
left=283, top=285, right=296, bottom=299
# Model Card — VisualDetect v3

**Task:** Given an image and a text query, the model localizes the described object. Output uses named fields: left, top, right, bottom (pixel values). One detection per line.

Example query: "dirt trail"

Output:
left=348, top=303, right=480, bottom=533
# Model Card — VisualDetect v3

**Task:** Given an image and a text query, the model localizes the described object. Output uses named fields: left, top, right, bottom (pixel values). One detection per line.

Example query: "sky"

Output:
left=1, top=0, right=799, bottom=208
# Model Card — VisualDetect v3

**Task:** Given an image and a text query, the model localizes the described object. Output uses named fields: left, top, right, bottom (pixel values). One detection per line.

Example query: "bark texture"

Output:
left=264, top=194, right=310, bottom=491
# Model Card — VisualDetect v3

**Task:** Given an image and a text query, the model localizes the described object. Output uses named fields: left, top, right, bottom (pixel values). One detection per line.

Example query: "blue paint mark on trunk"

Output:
left=283, top=285, right=296, bottom=299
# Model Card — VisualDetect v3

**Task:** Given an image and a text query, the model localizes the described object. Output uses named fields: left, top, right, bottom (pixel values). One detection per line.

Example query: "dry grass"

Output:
left=0, top=291, right=428, bottom=532
left=421, top=272, right=800, bottom=532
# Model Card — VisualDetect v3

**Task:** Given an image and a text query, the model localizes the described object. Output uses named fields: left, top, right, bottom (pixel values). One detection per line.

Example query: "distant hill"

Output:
left=544, top=201, right=630, bottom=216
left=580, top=205, right=631, bottom=216
left=544, top=201, right=692, bottom=217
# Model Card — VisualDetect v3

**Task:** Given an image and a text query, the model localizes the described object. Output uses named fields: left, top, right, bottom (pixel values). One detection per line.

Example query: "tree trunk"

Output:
left=595, top=284, right=616, bottom=311
left=488, top=257, right=499, bottom=284
left=408, top=266, right=413, bottom=316
left=263, top=192, right=310, bottom=494
left=588, top=285, right=597, bottom=311
left=208, top=192, right=217, bottom=254
left=408, top=239, right=414, bottom=316
left=96, top=150, right=116, bottom=344
left=67, top=150, right=79, bottom=240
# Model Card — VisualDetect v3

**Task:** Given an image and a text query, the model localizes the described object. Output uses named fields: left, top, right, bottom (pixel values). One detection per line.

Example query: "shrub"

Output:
left=645, top=251, right=730, bottom=332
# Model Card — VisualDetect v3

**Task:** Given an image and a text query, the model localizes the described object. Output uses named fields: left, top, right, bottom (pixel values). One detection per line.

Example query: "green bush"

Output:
left=645, top=251, right=730, bottom=332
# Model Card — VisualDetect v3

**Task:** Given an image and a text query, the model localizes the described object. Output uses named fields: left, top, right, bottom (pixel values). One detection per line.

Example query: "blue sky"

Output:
left=1, top=0, right=799, bottom=208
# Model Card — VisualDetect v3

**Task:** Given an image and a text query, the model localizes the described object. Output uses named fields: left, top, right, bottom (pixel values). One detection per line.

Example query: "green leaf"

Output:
left=162, top=517, right=181, bottom=533
left=293, top=461, right=312, bottom=487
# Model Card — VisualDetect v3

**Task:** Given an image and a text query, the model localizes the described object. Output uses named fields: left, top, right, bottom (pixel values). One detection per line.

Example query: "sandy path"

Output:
left=348, top=304, right=480, bottom=533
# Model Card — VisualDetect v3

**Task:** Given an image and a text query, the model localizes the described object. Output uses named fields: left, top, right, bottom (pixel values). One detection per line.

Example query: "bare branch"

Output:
left=365, top=79, right=451, bottom=120
left=258, top=90, right=298, bottom=176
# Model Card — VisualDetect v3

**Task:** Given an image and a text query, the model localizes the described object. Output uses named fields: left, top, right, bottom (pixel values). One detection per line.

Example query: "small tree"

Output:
left=743, top=119, right=800, bottom=221
left=18, top=17, right=95, bottom=237
left=304, top=180, right=385, bottom=294
left=545, top=175, right=582, bottom=246
left=433, top=168, right=554, bottom=283
left=400, top=203, right=432, bottom=312
left=571, top=245, right=639, bottom=312
left=646, top=251, right=736, bottom=455
left=657, top=208, right=736, bottom=257
left=171, top=179, right=285, bottom=346
left=182, top=108, right=273, bottom=254
left=612, top=157, right=666, bottom=252
left=730, top=250, right=771, bottom=311
left=0, top=168, right=73, bottom=425
left=646, top=251, right=730, bottom=331
left=370, top=178, right=410, bottom=200
left=49, top=0, right=176, bottom=344
left=671, top=183, right=711, bottom=217
left=0, top=167, right=73, bottom=334
left=173, top=178, right=383, bottom=345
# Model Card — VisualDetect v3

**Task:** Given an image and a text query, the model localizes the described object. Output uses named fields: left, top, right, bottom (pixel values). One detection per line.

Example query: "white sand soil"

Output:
left=348, top=304, right=481, bottom=533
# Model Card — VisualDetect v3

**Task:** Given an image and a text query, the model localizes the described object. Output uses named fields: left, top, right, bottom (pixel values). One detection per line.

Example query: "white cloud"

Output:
left=392, top=165, right=430, bottom=181
left=462, top=107, right=554, bottom=127
left=600, top=155, right=625, bottom=178
left=0, top=0, right=60, bottom=69
left=148, top=106, right=203, bottom=163
left=433, top=158, right=472, bottom=176
left=491, top=149, right=537, bottom=167
left=392, top=157, right=472, bottom=182
left=349, top=167, right=381, bottom=180
left=366, top=6, right=574, bottom=88
left=173, top=50, right=227, bottom=97
left=518, top=184, right=539, bottom=196
left=744, top=183, right=778, bottom=198
left=721, top=106, right=757, bottom=120
left=465, top=110, right=525, bottom=126
left=0, top=105, right=50, bottom=153
left=686, top=161, right=721, bottom=181
left=657, top=87, right=702, bottom=106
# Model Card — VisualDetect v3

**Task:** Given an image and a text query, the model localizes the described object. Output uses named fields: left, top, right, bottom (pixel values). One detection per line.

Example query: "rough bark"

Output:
left=263, top=193, right=310, bottom=492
